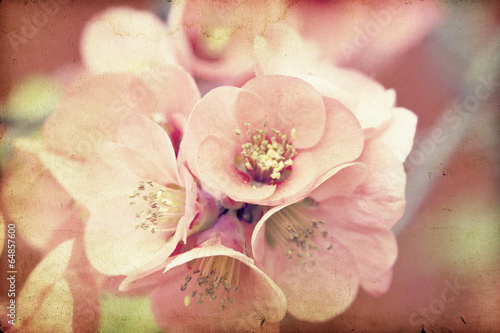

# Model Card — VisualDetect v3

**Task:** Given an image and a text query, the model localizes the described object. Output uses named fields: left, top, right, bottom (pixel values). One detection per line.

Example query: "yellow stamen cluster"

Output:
left=181, top=256, right=240, bottom=311
left=237, top=122, right=297, bottom=184
left=130, top=180, right=186, bottom=233
left=265, top=199, right=332, bottom=267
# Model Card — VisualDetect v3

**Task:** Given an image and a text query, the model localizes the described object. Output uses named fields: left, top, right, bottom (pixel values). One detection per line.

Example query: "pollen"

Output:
left=265, top=198, right=331, bottom=266
left=236, top=122, right=297, bottom=184
left=180, top=256, right=240, bottom=311
left=130, top=180, right=186, bottom=233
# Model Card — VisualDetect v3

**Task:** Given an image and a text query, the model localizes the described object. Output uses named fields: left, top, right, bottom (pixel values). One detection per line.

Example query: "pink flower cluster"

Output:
left=0, top=2, right=431, bottom=332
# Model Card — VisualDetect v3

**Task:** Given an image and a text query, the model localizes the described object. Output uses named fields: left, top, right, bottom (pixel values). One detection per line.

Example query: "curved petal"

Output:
left=84, top=194, right=177, bottom=276
left=151, top=243, right=286, bottom=333
left=375, top=107, right=418, bottom=163
left=241, top=75, right=326, bottom=149
left=361, top=268, right=394, bottom=297
left=325, top=221, right=398, bottom=282
left=253, top=22, right=324, bottom=78
left=258, top=152, right=317, bottom=206
left=117, top=115, right=180, bottom=183
left=42, top=73, right=156, bottom=159
left=252, top=208, right=359, bottom=322
left=81, top=7, right=175, bottom=74
left=178, top=164, right=200, bottom=242
left=40, top=142, right=170, bottom=208
left=301, top=69, right=394, bottom=135
left=309, top=163, right=368, bottom=202
left=15, top=240, right=74, bottom=330
left=136, top=64, right=200, bottom=124
left=285, top=1, right=443, bottom=69
left=180, top=86, right=263, bottom=177
left=305, top=97, right=364, bottom=176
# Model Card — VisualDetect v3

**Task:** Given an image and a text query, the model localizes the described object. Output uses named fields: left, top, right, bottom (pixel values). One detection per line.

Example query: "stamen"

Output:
left=236, top=121, right=297, bottom=184
left=265, top=198, right=330, bottom=266
left=181, top=256, right=240, bottom=311
left=130, top=181, right=186, bottom=233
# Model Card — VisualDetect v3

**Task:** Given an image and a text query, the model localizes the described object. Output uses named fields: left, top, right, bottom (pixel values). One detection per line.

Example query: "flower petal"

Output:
left=136, top=64, right=200, bottom=126
left=42, top=73, right=156, bottom=159
left=309, top=163, right=368, bottom=202
left=117, top=115, right=180, bottom=183
left=84, top=194, right=177, bottom=276
left=151, top=243, right=287, bottom=332
left=180, top=86, right=263, bottom=177
left=302, top=69, right=394, bottom=135
left=361, top=269, right=394, bottom=297
left=252, top=208, right=359, bottom=322
left=326, top=221, right=398, bottom=282
left=306, top=97, right=364, bottom=176
left=241, top=75, right=326, bottom=149
left=40, top=142, right=169, bottom=208
left=81, top=7, right=175, bottom=74
left=259, top=152, right=317, bottom=206
left=16, top=240, right=74, bottom=329
left=375, top=107, right=418, bottom=163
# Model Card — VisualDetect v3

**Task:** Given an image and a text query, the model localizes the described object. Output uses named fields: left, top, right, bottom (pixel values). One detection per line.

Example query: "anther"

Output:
left=237, top=126, right=296, bottom=184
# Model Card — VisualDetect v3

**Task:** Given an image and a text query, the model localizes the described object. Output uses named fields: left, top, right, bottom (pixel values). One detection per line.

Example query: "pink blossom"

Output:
left=41, top=116, right=217, bottom=277
left=251, top=138, right=406, bottom=321
left=43, top=65, right=200, bottom=159
left=244, top=64, right=416, bottom=322
left=167, top=0, right=442, bottom=85
left=181, top=75, right=364, bottom=206
left=150, top=214, right=286, bottom=333
left=2, top=65, right=199, bottom=253
left=168, top=0, right=287, bottom=85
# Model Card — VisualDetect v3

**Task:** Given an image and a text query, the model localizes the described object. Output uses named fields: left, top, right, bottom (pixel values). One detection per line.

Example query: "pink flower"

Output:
left=249, top=48, right=417, bottom=320
left=168, top=0, right=287, bottom=85
left=149, top=214, right=287, bottom=333
left=43, top=65, right=200, bottom=159
left=241, top=66, right=417, bottom=322
left=251, top=138, right=407, bottom=321
left=168, top=0, right=442, bottom=85
left=42, top=116, right=217, bottom=277
left=181, top=75, right=364, bottom=206
left=3, top=64, right=200, bottom=254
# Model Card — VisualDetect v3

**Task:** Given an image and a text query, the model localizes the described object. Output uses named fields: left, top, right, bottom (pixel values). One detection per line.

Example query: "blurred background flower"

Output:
left=1, top=1, right=499, bottom=332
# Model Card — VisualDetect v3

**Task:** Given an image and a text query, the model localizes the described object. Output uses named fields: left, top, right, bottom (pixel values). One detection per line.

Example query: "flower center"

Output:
left=130, top=180, right=186, bottom=234
left=181, top=256, right=240, bottom=311
left=265, top=198, right=332, bottom=267
left=236, top=122, right=296, bottom=184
